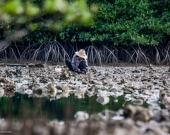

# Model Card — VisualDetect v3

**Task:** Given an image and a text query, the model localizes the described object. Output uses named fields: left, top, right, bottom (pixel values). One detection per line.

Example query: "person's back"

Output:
left=65, top=49, right=88, bottom=73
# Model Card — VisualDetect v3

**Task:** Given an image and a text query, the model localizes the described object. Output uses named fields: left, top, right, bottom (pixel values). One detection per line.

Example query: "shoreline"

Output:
left=1, top=61, right=170, bottom=68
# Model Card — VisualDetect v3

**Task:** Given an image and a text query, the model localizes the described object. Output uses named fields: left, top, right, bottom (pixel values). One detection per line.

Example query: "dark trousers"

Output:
left=65, top=59, right=86, bottom=72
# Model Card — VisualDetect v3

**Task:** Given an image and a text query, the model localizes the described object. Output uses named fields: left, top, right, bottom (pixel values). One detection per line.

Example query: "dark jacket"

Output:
left=71, top=54, right=88, bottom=71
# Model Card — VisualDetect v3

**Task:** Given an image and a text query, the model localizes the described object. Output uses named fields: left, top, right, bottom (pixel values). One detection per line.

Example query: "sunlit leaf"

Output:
left=25, top=2, right=40, bottom=17
left=3, top=0, right=24, bottom=15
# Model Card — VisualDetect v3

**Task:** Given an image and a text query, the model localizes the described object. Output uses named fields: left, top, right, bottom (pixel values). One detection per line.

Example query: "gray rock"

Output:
left=74, top=111, right=89, bottom=122
left=96, top=96, right=110, bottom=105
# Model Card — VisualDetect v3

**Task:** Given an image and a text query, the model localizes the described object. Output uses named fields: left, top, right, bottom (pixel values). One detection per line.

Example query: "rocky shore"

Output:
left=0, top=63, right=170, bottom=134
left=0, top=105, right=170, bottom=135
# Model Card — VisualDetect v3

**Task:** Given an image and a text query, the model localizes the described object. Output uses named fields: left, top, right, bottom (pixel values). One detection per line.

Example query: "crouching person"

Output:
left=65, top=49, right=88, bottom=73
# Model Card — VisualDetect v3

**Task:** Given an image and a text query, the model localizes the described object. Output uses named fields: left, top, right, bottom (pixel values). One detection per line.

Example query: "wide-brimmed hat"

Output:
left=75, top=49, right=87, bottom=59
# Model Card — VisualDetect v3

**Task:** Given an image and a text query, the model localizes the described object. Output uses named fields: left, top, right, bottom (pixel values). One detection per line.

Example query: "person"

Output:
left=65, top=49, right=88, bottom=73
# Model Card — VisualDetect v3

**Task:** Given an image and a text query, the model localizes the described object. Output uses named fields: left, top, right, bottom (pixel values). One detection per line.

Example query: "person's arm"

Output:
left=85, top=59, right=88, bottom=67
left=71, top=54, right=79, bottom=71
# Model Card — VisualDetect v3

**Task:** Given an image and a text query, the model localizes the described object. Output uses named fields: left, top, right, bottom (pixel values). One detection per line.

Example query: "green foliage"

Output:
left=58, top=0, right=170, bottom=46
left=2, top=0, right=170, bottom=46
left=16, top=30, right=54, bottom=45
left=0, top=0, right=94, bottom=43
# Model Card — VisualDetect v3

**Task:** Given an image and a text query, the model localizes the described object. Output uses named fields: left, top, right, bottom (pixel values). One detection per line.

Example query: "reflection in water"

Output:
left=0, top=93, right=149, bottom=120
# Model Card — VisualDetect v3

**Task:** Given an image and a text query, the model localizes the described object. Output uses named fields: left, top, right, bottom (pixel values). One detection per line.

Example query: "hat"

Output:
left=75, top=49, right=87, bottom=59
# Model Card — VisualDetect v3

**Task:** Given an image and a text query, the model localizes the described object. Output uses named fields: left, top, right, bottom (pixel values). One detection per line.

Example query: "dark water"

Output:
left=0, top=93, right=149, bottom=120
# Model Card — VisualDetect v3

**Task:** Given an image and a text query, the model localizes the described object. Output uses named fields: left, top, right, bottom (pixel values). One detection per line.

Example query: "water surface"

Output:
left=0, top=93, right=149, bottom=120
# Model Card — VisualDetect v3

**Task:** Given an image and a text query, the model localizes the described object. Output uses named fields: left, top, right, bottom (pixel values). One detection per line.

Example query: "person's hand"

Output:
left=78, top=68, right=81, bottom=72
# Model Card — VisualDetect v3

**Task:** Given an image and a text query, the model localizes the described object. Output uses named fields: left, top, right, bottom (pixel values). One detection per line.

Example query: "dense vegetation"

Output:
left=2, top=0, right=170, bottom=46
left=59, top=0, right=170, bottom=46
left=0, top=0, right=94, bottom=49
left=1, top=0, right=170, bottom=64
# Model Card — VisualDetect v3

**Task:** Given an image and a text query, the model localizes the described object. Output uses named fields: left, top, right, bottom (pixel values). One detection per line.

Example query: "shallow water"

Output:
left=0, top=93, right=149, bottom=120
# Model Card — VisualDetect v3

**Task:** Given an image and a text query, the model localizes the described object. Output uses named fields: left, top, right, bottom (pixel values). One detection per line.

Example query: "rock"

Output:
left=167, top=67, right=170, bottom=72
left=74, top=87, right=87, bottom=98
left=112, top=116, right=124, bottom=121
left=98, top=109, right=117, bottom=121
left=124, top=105, right=154, bottom=122
left=47, top=83, right=57, bottom=95
left=96, top=96, right=110, bottom=105
left=90, top=80, right=103, bottom=85
left=74, top=111, right=89, bottom=122
left=124, top=105, right=137, bottom=118
left=0, top=77, right=8, bottom=83
left=39, top=77, right=49, bottom=83
left=95, top=85, right=103, bottom=89
left=133, top=109, right=153, bottom=122
left=119, top=78, right=126, bottom=84
left=56, top=84, right=63, bottom=90
left=25, top=89, right=33, bottom=95
left=87, top=73, right=94, bottom=81
left=4, top=81, right=15, bottom=91
left=33, top=86, right=43, bottom=95
left=131, top=97, right=144, bottom=105
left=160, top=91, right=170, bottom=109
left=33, top=125, right=49, bottom=135
left=61, top=91, right=70, bottom=97
left=141, top=90, right=152, bottom=95
left=86, top=87, right=95, bottom=97
left=59, top=69, right=71, bottom=80
left=161, top=109, right=170, bottom=121
left=124, top=94, right=132, bottom=101
left=102, top=78, right=113, bottom=85
left=47, top=120, right=65, bottom=135
left=61, top=85, right=70, bottom=91
left=132, top=69, right=140, bottom=73
left=145, top=127, right=167, bottom=135
left=0, top=87, right=4, bottom=97
left=90, top=67, right=97, bottom=73
left=123, top=87, right=133, bottom=94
